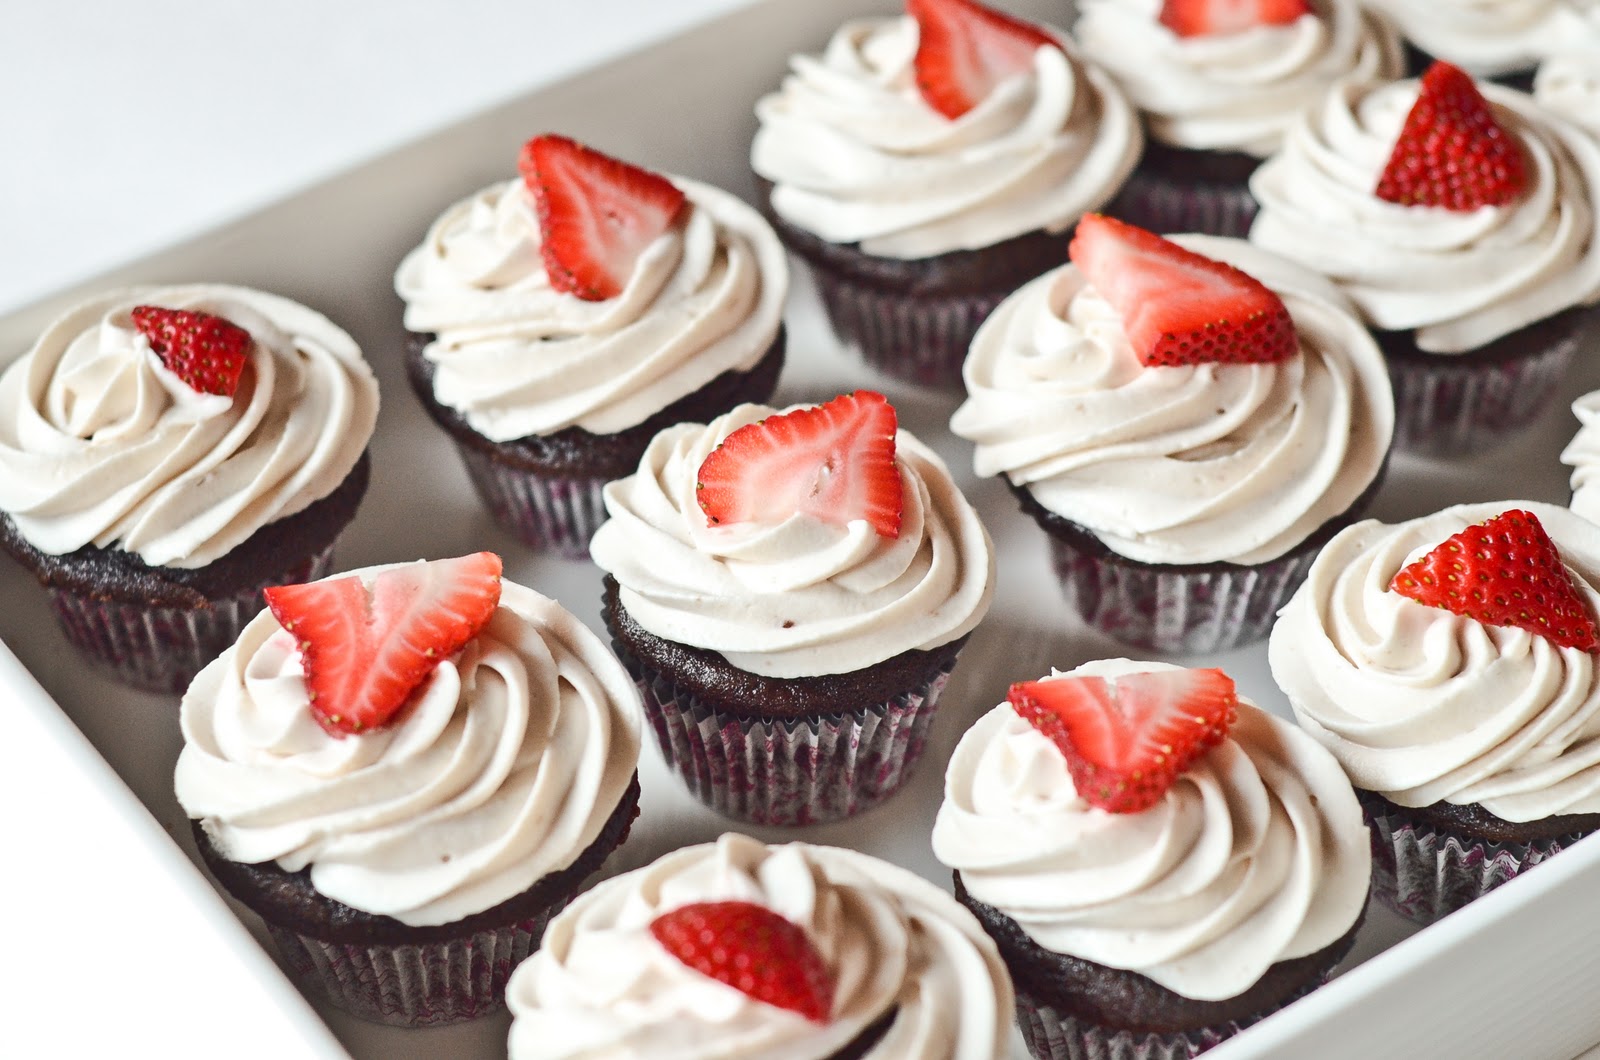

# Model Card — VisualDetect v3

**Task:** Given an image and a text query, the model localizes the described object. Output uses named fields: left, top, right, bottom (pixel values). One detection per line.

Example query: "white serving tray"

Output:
left=5, top=1, right=1600, bottom=1056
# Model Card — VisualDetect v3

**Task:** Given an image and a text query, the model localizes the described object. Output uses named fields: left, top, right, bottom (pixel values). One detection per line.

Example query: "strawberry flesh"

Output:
left=1390, top=509, right=1599, bottom=651
left=1008, top=668, right=1238, bottom=813
left=130, top=305, right=252, bottom=397
left=1374, top=61, right=1527, bottom=211
left=908, top=0, right=1059, bottom=120
left=1068, top=214, right=1297, bottom=368
left=264, top=552, right=504, bottom=736
left=518, top=134, right=687, bottom=301
left=696, top=390, right=903, bottom=539
left=651, top=900, right=833, bottom=1023
left=1159, top=0, right=1311, bottom=37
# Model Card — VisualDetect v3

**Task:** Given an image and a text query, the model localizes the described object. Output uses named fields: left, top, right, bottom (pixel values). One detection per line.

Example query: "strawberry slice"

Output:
left=1008, top=668, right=1238, bottom=813
left=651, top=901, right=833, bottom=1023
left=130, top=305, right=252, bottom=397
left=696, top=391, right=903, bottom=539
left=1375, top=61, right=1527, bottom=210
left=263, top=552, right=504, bottom=736
left=1159, top=0, right=1311, bottom=37
left=1068, top=214, right=1296, bottom=368
left=1390, top=509, right=1599, bottom=651
left=518, top=134, right=687, bottom=301
left=908, top=0, right=1059, bottom=120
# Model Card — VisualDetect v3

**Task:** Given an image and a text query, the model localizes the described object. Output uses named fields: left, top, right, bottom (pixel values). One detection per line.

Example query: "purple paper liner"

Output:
left=633, top=660, right=957, bottom=826
left=1105, top=170, right=1258, bottom=239
left=45, top=545, right=334, bottom=694
left=267, top=909, right=559, bottom=1027
left=451, top=441, right=609, bottom=560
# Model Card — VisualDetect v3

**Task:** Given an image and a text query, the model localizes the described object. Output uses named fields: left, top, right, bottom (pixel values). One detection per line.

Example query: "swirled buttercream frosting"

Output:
left=749, top=15, right=1141, bottom=259
left=1249, top=74, right=1600, bottom=352
left=394, top=176, right=787, bottom=439
left=1073, top=0, right=1401, bottom=157
left=588, top=402, right=994, bottom=679
left=950, top=235, right=1392, bottom=566
left=506, top=833, right=1013, bottom=1059
left=1563, top=392, right=1600, bottom=524
left=174, top=569, right=643, bottom=927
left=0, top=285, right=378, bottom=568
left=1270, top=500, right=1600, bottom=822
left=931, top=658, right=1370, bottom=1001
left=1537, top=51, right=1600, bottom=137
left=1362, top=0, right=1600, bottom=77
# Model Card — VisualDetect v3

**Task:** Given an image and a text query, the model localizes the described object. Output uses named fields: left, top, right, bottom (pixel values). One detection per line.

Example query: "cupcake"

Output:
left=175, top=552, right=644, bottom=1025
left=932, top=659, right=1371, bottom=1060
left=1249, top=61, right=1600, bottom=454
left=589, top=390, right=994, bottom=825
left=1360, top=0, right=1599, bottom=85
left=951, top=216, right=1393, bottom=654
left=394, top=134, right=787, bottom=557
left=1076, top=0, right=1402, bottom=237
left=750, top=0, right=1140, bottom=389
left=1270, top=503, right=1600, bottom=924
left=507, top=833, right=1014, bottom=1059
left=0, top=285, right=377, bottom=693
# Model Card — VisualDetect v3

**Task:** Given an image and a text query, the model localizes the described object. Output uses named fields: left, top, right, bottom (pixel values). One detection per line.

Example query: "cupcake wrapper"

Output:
left=452, top=442, right=609, bottom=559
left=634, top=662, right=956, bottom=826
left=1107, top=171, right=1259, bottom=239
left=46, top=546, right=335, bottom=694
left=266, top=910, right=558, bottom=1027
left=1014, top=986, right=1304, bottom=1060
left=1388, top=333, right=1576, bottom=456
left=809, top=270, right=1004, bottom=390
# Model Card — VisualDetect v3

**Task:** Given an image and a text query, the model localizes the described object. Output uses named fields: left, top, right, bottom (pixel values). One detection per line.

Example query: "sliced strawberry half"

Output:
left=1374, top=61, right=1527, bottom=210
left=130, top=305, right=252, bottom=397
left=651, top=900, right=833, bottom=1023
left=696, top=391, right=903, bottom=539
left=1390, top=509, right=1599, bottom=651
left=1159, top=0, right=1311, bottom=37
left=517, top=134, right=688, bottom=301
left=1008, top=668, right=1238, bottom=813
left=263, top=552, right=504, bottom=736
left=1068, top=214, right=1296, bottom=368
left=908, top=0, right=1059, bottom=120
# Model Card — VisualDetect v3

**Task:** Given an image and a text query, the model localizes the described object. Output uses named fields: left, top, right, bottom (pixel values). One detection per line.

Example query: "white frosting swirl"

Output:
left=394, top=177, right=787, bottom=439
left=588, top=403, right=994, bottom=679
left=174, top=570, right=643, bottom=927
left=951, top=236, right=1392, bottom=566
left=1269, top=500, right=1600, bottom=822
left=931, top=658, right=1370, bottom=1001
left=750, top=16, right=1142, bottom=259
left=1363, top=0, right=1600, bottom=77
left=0, top=285, right=378, bottom=568
left=506, top=833, right=1012, bottom=1060
left=1563, top=391, right=1600, bottom=524
left=1249, top=75, right=1600, bottom=352
left=1074, top=0, right=1402, bottom=157
left=1537, top=51, right=1600, bottom=137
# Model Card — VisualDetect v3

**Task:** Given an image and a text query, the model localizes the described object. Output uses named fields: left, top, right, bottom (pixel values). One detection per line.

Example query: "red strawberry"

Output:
left=1375, top=61, right=1527, bottom=210
left=1159, top=0, right=1311, bottom=37
left=518, top=134, right=687, bottom=301
left=650, top=901, right=833, bottom=1023
left=130, top=305, right=252, bottom=397
left=263, top=552, right=504, bottom=736
left=908, top=0, right=1059, bottom=120
left=1008, top=668, right=1238, bottom=813
left=1068, top=214, right=1296, bottom=368
left=1390, top=509, right=1599, bottom=651
left=696, top=391, right=903, bottom=539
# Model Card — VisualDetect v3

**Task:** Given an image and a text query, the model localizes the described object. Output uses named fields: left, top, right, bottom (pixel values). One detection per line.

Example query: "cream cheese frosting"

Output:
left=1566, top=391, right=1600, bottom=524
left=174, top=568, right=643, bottom=927
left=749, top=15, right=1142, bottom=259
left=394, top=176, right=787, bottom=440
left=1536, top=51, right=1600, bottom=137
left=588, top=402, right=994, bottom=679
left=1361, top=0, right=1600, bottom=77
left=1074, top=0, right=1402, bottom=157
left=0, top=285, right=378, bottom=568
left=506, top=833, right=1013, bottom=1060
left=1249, top=74, right=1600, bottom=352
left=931, top=658, right=1370, bottom=1002
left=1270, top=500, right=1600, bottom=822
left=950, top=235, right=1392, bottom=566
